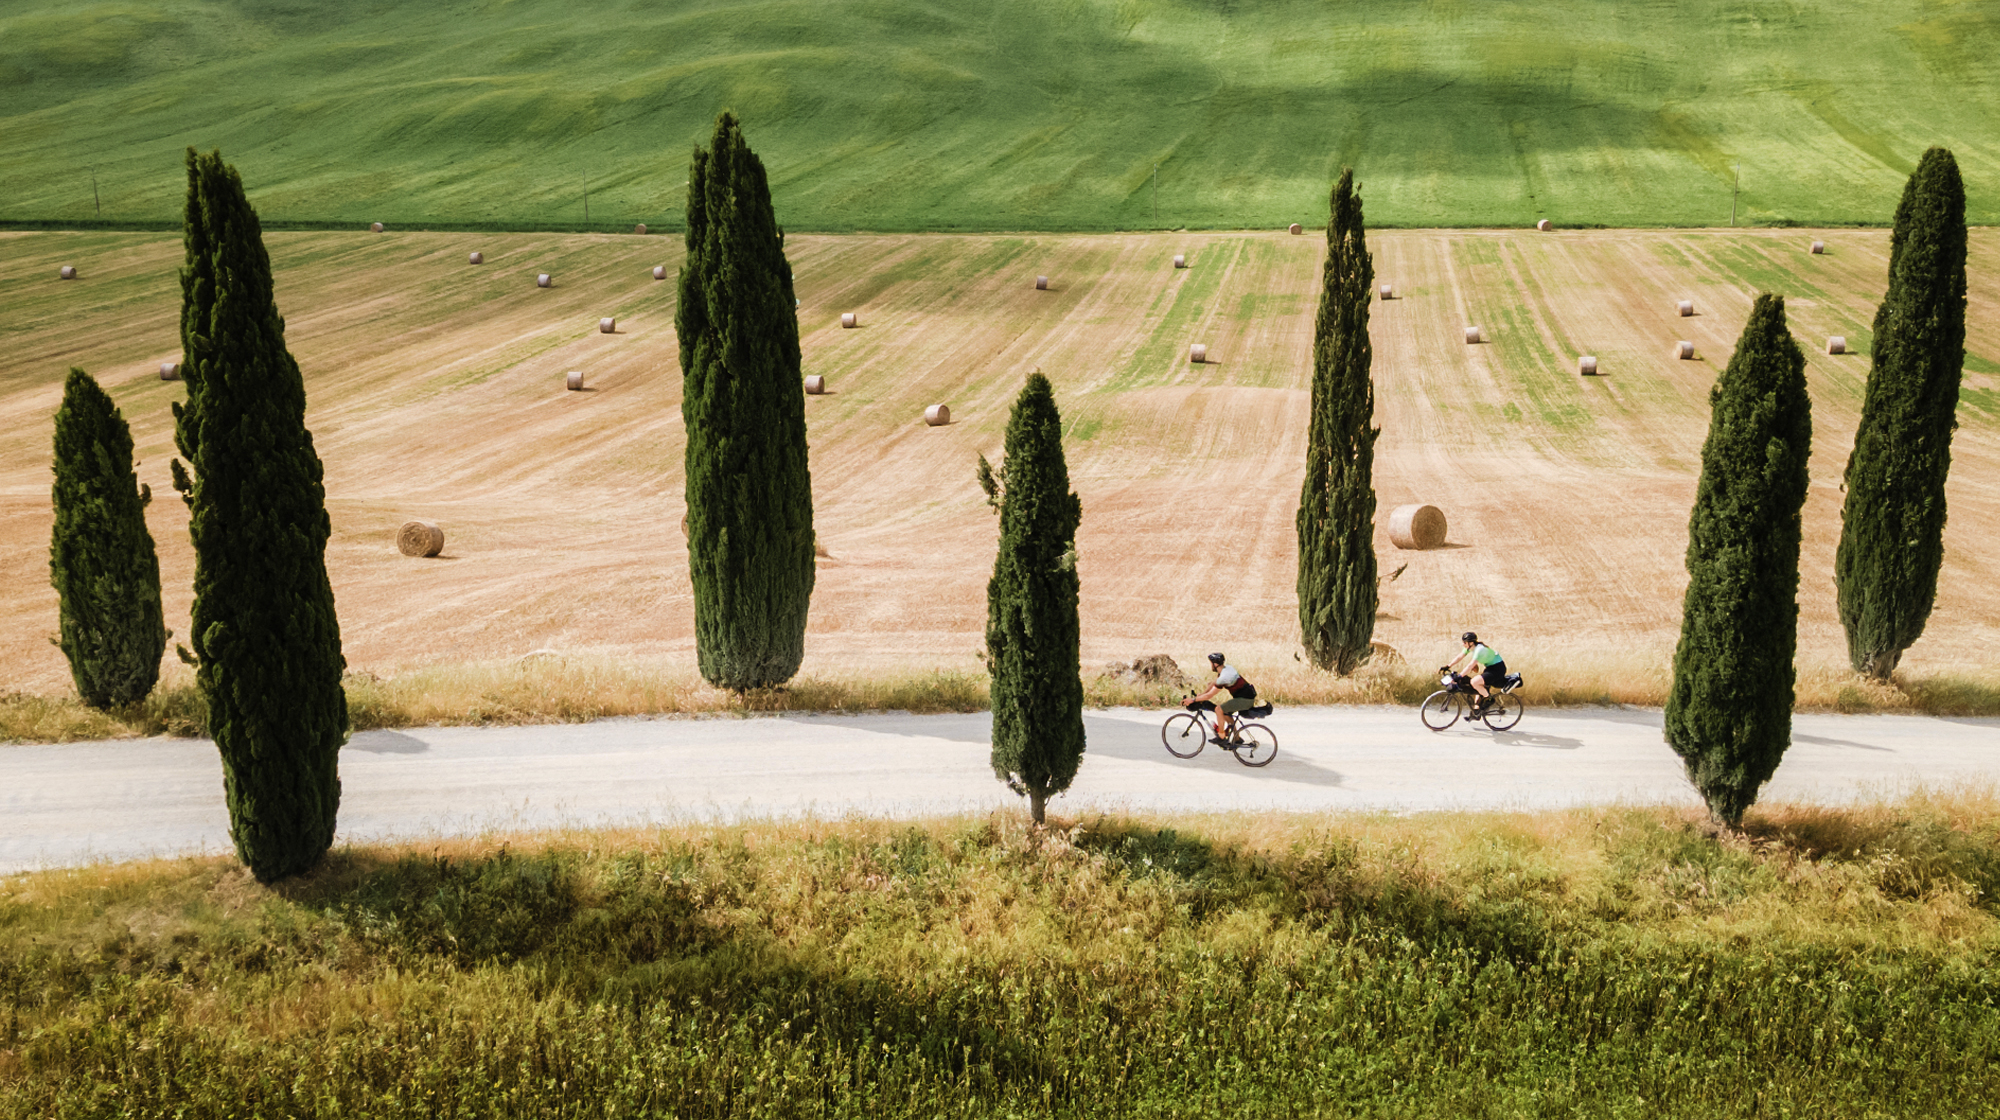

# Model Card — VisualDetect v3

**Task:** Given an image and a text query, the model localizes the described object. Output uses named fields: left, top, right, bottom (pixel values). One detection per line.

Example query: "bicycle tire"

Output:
left=1483, top=691, right=1525, bottom=731
left=1233, top=723, right=1278, bottom=767
left=1419, top=690, right=1461, bottom=731
left=1162, top=712, right=1207, bottom=758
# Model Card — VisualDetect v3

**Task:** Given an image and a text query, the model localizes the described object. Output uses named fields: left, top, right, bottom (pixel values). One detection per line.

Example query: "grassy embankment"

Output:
left=2, top=0, right=1996, bottom=230
left=4, top=794, right=1998, bottom=1116
left=7, top=653, right=1999, bottom=745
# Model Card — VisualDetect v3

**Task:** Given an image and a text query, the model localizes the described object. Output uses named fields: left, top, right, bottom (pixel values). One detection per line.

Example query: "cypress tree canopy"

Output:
left=1296, top=168, right=1378, bottom=675
left=1664, top=294, right=1812, bottom=828
left=984, top=372, right=1084, bottom=825
left=1834, top=147, right=1968, bottom=679
left=174, top=148, right=347, bottom=883
left=678, top=110, right=815, bottom=691
left=50, top=367, right=166, bottom=709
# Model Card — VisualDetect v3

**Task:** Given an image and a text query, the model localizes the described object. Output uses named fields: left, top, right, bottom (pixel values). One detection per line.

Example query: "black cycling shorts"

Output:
left=1480, top=661, right=1508, bottom=688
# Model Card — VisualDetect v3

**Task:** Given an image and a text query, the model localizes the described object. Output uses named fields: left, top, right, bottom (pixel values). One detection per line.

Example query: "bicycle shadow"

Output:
left=1082, top=715, right=1347, bottom=788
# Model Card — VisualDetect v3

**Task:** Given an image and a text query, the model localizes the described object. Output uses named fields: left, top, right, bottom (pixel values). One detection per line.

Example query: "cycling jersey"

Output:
left=1469, top=644, right=1502, bottom=668
left=1215, top=666, right=1257, bottom=699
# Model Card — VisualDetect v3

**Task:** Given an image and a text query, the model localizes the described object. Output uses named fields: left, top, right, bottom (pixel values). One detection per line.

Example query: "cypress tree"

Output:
left=1664, top=294, right=1812, bottom=828
left=1834, top=147, right=1969, bottom=679
left=981, top=373, right=1084, bottom=825
left=172, top=149, right=346, bottom=882
left=1296, top=168, right=1378, bottom=675
left=678, top=111, right=815, bottom=690
left=50, top=368, right=167, bottom=708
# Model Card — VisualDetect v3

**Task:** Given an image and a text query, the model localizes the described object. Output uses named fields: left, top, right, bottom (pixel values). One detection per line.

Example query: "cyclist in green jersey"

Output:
left=1443, top=631, right=1507, bottom=716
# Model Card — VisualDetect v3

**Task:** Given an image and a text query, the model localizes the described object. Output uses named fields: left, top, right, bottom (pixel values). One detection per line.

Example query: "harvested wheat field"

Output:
left=2, top=228, right=1997, bottom=694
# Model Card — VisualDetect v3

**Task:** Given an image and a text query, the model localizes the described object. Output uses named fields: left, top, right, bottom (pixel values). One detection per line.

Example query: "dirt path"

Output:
left=2, top=228, right=1996, bottom=691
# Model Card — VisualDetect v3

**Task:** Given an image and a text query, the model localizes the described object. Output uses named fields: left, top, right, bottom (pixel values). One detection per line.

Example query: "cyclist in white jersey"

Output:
left=1186, top=652, right=1257, bottom=746
left=1442, top=631, right=1507, bottom=717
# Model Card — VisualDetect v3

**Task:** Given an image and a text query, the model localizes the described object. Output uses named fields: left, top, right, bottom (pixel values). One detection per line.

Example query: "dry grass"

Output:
left=5, top=650, right=1997, bottom=745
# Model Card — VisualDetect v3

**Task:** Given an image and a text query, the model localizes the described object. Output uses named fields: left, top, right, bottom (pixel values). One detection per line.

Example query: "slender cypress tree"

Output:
left=1665, top=294, right=1812, bottom=828
left=981, top=373, right=1084, bottom=825
left=1296, top=168, right=1378, bottom=675
left=172, top=149, right=346, bottom=882
left=1834, top=147, right=1968, bottom=679
left=678, top=111, right=815, bottom=690
left=50, top=368, right=166, bottom=708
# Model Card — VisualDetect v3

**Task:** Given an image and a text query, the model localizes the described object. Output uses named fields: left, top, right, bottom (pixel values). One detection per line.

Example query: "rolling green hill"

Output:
left=1, top=0, right=1994, bottom=231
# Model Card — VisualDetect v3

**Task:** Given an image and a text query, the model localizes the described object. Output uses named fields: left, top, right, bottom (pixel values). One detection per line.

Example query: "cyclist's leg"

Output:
left=1218, top=697, right=1252, bottom=741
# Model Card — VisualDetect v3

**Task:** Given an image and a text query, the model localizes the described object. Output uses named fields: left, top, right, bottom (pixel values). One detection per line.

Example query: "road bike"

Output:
left=1162, top=698, right=1278, bottom=767
left=1420, top=669, right=1526, bottom=732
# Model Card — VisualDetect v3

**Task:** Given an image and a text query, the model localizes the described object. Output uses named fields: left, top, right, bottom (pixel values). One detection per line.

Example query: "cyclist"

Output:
left=1187, top=652, right=1257, bottom=746
left=1443, top=632, right=1507, bottom=719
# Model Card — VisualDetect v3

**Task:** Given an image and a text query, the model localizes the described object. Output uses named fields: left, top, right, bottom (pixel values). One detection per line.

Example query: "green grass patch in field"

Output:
left=4, top=797, right=1998, bottom=1116
left=2, top=1, right=1994, bottom=231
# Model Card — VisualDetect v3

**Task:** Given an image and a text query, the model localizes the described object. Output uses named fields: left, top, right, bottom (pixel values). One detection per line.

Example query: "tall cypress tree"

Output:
left=50, top=367, right=167, bottom=709
left=1834, top=147, right=1968, bottom=679
left=1665, top=294, right=1812, bottom=828
left=981, top=373, right=1084, bottom=825
left=172, top=149, right=346, bottom=882
left=1296, top=168, right=1378, bottom=675
left=678, top=111, right=815, bottom=690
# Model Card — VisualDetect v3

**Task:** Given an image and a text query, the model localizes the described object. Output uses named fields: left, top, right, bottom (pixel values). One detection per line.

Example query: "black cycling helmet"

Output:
left=1461, top=631, right=1478, bottom=643
left=1207, top=652, right=1226, bottom=665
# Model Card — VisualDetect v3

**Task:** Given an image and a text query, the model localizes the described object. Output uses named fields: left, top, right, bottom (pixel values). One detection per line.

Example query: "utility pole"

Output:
left=91, top=168, right=99, bottom=217
left=1730, top=163, right=1740, bottom=228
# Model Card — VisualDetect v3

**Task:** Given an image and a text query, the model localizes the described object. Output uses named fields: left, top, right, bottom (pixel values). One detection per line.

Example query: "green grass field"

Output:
left=2, top=0, right=1994, bottom=231
left=6, top=797, right=1998, bottom=1117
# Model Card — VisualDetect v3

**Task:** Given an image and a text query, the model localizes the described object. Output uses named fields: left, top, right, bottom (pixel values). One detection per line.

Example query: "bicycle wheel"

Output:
left=1419, top=690, right=1462, bottom=731
left=1482, top=691, right=1525, bottom=731
left=1233, top=723, right=1278, bottom=767
left=1162, top=712, right=1207, bottom=758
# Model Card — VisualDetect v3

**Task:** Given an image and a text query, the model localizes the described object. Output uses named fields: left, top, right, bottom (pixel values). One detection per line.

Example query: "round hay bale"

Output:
left=1464, top=326, right=1482, bottom=344
left=371, top=222, right=384, bottom=233
left=469, top=251, right=484, bottom=265
left=1189, top=343, right=1208, bottom=364
left=680, top=512, right=688, bottom=539
left=1388, top=504, right=1447, bottom=550
left=1367, top=640, right=1405, bottom=666
left=159, top=362, right=181, bottom=381
left=1035, top=275, right=1049, bottom=290
left=396, top=521, right=444, bottom=557
left=566, top=370, right=583, bottom=391
left=58, top=266, right=76, bottom=280
left=537, top=273, right=552, bottom=288
left=1173, top=254, right=1186, bottom=269
left=1288, top=223, right=1302, bottom=235
left=1675, top=340, right=1695, bottom=360
left=1379, top=283, right=1394, bottom=300
left=1536, top=219, right=1550, bottom=231
left=652, top=265, right=666, bottom=280
left=924, top=404, right=950, bottom=426
left=1579, top=355, right=1598, bottom=375
left=840, top=313, right=857, bottom=328
left=804, top=375, right=825, bottom=394
left=1827, top=336, right=1847, bottom=355
left=634, top=223, right=647, bottom=235
left=1810, top=240, right=1825, bottom=254
left=1677, top=299, right=1693, bottom=317
left=599, top=317, right=616, bottom=334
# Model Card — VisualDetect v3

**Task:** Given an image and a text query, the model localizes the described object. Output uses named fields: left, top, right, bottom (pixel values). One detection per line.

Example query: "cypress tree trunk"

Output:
left=1834, top=147, right=1968, bottom=679
left=1664, top=294, right=1812, bottom=829
left=172, top=149, right=346, bottom=883
left=1296, top=169, right=1378, bottom=675
left=50, top=367, right=166, bottom=708
left=678, top=111, right=815, bottom=691
left=984, top=373, right=1084, bottom=826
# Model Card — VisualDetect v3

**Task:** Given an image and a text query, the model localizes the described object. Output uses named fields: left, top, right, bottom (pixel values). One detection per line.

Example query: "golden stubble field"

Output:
left=2, top=226, right=1997, bottom=694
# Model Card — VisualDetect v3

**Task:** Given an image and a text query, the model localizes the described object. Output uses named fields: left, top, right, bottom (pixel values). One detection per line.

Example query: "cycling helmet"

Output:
left=1461, top=632, right=1478, bottom=643
left=1207, top=652, right=1226, bottom=665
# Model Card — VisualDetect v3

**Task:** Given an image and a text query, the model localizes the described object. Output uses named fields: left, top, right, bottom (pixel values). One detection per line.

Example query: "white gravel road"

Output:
left=5, top=706, right=1998, bottom=872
